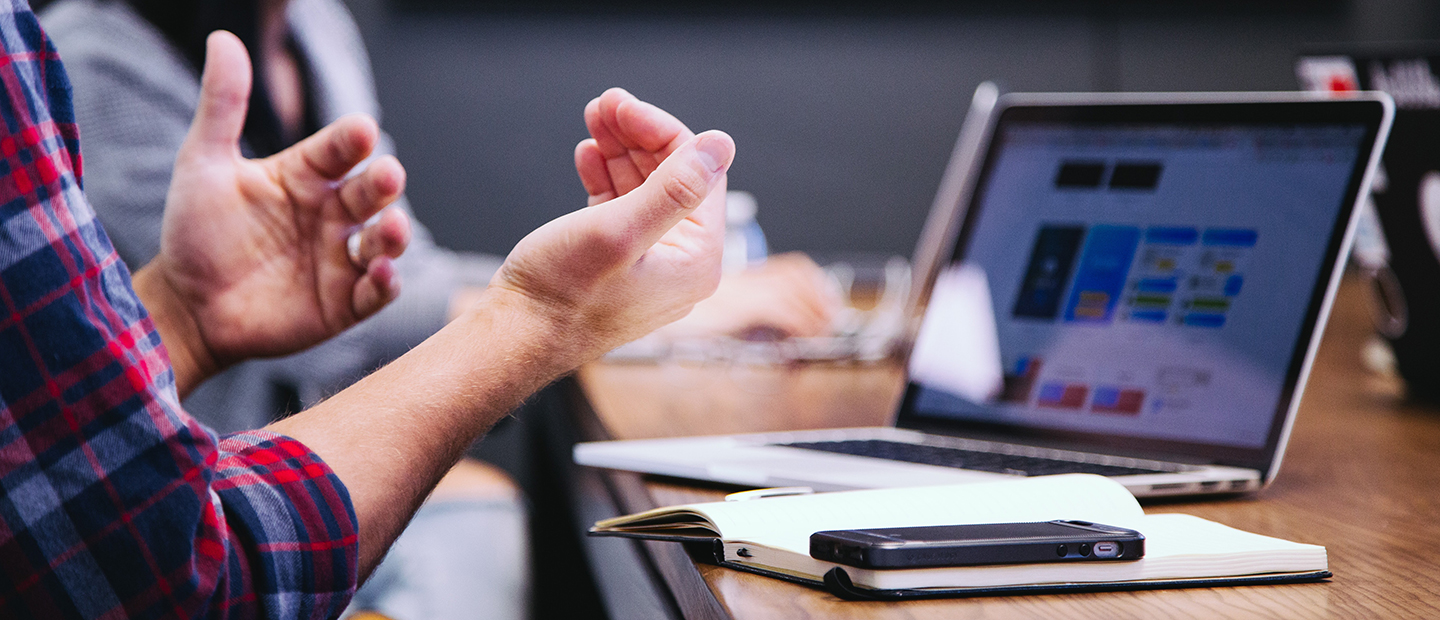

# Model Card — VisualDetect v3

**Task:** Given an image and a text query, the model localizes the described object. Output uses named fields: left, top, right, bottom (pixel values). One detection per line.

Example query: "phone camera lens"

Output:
left=1079, top=543, right=1092, bottom=557
left=1056, top=544, right=1067, bottom=557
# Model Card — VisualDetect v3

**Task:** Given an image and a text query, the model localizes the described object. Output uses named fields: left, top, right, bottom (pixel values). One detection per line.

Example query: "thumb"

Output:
left=597, top=130, right=734, bottom=255
left=184, top=31, right=252, bottom=157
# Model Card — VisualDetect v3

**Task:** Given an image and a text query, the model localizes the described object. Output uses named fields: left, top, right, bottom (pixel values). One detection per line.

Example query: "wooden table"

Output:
left=570, top=275, right=1440, bottom=619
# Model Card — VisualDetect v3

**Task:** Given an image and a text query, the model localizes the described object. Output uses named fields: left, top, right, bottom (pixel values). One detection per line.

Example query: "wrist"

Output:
left=132, top=262, right=221, bottom=398
left=469, top=285, right=590, bottom=376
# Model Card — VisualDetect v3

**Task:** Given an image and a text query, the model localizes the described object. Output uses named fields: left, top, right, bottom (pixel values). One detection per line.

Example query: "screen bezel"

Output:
left=894, top=95, right=1390, bottom=475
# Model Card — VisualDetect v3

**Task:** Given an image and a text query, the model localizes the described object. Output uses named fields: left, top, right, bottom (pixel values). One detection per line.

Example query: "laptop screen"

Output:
left=900, top=100, right=1385, bottom=469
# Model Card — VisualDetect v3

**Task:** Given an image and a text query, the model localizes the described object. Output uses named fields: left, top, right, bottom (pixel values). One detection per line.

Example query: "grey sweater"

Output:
left=42, top=0, right=504, bottom=432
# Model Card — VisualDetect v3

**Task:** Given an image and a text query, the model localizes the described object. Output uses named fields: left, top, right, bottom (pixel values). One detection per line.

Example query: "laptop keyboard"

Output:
left=777, top=439, right=1175, bottom=477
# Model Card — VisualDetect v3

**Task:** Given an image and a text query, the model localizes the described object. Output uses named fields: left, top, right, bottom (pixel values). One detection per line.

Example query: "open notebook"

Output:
left=590, top=475, right=1328, bottom=599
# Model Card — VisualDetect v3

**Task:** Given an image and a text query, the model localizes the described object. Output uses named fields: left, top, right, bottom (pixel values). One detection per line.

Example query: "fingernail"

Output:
left=695, top=135, right=730, bottom=175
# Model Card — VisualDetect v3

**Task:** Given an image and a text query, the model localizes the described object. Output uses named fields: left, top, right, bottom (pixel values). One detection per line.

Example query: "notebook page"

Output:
left=852, top=514, right=1327, bottom=590
left=720, top=513, right=1325, bottom=589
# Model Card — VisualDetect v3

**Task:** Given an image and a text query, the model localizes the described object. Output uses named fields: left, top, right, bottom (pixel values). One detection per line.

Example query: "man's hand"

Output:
left=485, top=124, right=735, bottom=369
left=571, top=88, right=839, bottom=340
left=133, top=31, right=410, bottom=396
left=657, top=252, right=839, bottom=340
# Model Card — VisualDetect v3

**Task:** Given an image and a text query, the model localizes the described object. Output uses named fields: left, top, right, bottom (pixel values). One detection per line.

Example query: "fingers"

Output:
left=793, top=280, right=843, bottom=336
left=754, top=278, right=834, bottom=339
left=614, top=97, right=691, bottom=156
left=583, top=88, right=695, bottom=197
left=588, top=88, right=691, bottom=156
left=583, top=94, right=624, bottom=156
left=778, top=288, right=837, bottom=337
left=349, top=208, right=411, bottom=268
left=768, top=253, right=843, bottom=326
left=342, top=183, right=409, bottom=322
left=184, top=31, right=252, bottom=157
left=764, top=304, right=830, bottom=339
left=351, top=255, right=401, bottom=319
left=594, top=130, right=734, bottom=257
left=738, top=294, right=829, bottom=340
left=574, top=139, right=616, bottom=206
left=759, top=291, right=832, bottom=339
left=720, top=254, right=841, bottom=338
left=337, top=154, right=407, bottom=222
left=268, top=115, right=388, bottom=221
left=288, top=113, right=382, bottom=183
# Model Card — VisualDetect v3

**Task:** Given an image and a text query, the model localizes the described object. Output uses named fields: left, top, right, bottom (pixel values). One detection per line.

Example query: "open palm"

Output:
left=149, top=32, right=410, bottom=371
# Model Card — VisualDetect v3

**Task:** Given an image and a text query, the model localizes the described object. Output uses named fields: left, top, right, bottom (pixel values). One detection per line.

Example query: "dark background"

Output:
left=337, top=0, right=1440, bottom=260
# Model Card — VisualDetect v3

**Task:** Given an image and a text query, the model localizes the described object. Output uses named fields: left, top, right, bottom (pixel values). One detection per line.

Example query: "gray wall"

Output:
left=343, top=0, right=1440, bottom=259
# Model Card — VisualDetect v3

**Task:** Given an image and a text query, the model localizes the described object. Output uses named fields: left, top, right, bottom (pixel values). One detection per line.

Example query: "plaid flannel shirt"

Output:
left=0, top=2, right=359, bottom=618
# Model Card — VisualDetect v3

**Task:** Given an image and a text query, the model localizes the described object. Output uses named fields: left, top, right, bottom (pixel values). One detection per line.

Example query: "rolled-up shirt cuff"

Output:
left=213, top=430, right=360, bottom=618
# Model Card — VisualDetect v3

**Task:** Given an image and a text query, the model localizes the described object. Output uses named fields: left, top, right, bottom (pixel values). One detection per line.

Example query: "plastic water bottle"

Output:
left=723, top=190, right=768, bottom=272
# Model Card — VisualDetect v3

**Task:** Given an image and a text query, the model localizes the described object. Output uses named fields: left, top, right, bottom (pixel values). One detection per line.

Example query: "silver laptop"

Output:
left=576, top=89, right=1394, bottom=498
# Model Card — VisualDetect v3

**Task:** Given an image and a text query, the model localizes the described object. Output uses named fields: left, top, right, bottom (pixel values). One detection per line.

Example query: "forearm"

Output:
left=267, top=286, right=579, bottom=575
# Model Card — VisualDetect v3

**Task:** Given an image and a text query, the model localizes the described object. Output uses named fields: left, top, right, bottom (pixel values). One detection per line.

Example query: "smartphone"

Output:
left=809, top=520, right=1144, bottom=569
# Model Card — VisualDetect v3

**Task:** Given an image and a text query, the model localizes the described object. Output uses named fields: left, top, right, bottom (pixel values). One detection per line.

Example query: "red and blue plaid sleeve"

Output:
left=0, top=3, right=359, bottom=618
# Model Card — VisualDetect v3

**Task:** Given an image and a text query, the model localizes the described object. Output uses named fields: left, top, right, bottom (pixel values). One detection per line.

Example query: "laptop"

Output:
left=575, top=89, right=1394, bottom=498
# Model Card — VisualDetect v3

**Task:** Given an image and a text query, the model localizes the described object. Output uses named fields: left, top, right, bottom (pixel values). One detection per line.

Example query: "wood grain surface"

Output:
left=577, top=275, right=1440, bottom=619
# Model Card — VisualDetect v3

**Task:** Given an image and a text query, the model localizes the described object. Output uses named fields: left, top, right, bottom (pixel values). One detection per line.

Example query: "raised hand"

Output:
left=488, top=127, right=736, bottom=364
left=572, top=89, right=839, bottom=339
left=135, top=31, right=411, bottom=395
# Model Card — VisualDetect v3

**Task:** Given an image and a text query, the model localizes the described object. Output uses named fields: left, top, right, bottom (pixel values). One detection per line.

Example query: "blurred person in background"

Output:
left=40, top=0, right=838, bottom=619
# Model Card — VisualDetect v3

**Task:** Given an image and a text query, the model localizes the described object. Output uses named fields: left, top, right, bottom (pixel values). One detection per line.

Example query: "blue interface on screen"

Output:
left=911, top=122, right=1367, bottom=449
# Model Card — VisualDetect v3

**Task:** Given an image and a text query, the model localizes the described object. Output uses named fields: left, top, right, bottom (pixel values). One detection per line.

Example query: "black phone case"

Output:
left=810, top=520, right=1144, bottom=569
